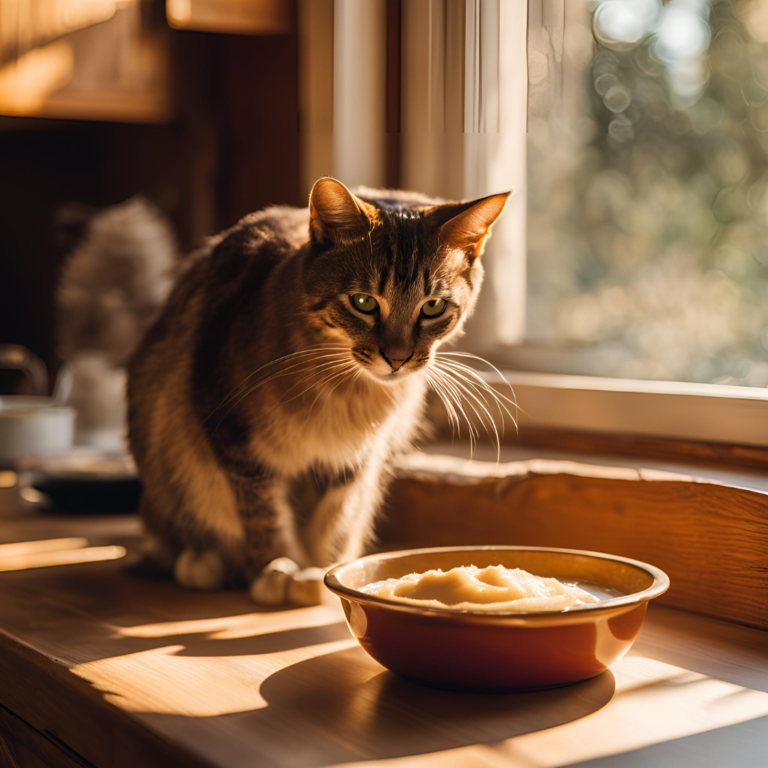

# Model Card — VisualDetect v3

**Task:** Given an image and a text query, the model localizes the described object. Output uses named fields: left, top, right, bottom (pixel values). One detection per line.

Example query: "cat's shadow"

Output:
left=143, top=645, right=616, bottom=766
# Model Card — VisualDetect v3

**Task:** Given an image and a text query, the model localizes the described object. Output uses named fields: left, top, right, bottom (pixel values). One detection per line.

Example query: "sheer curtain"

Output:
left=299, top=0, right=530, bottom=348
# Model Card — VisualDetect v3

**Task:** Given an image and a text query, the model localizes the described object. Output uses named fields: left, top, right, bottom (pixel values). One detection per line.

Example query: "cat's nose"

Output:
left=380, top=348, right=413, bottom=371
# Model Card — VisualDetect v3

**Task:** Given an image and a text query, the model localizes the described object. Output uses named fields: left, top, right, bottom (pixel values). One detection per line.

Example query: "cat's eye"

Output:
left=421, top=298, right=447, bottom=318
left=350, top=293, right=378, bottom=314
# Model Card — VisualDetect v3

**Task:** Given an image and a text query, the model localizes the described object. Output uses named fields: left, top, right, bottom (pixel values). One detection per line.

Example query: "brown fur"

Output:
left=127, top=179, right=509, bottom=602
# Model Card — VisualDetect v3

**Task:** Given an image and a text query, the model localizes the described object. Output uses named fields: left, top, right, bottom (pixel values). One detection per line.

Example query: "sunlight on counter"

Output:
left=0, top=537, right=126, bottom=572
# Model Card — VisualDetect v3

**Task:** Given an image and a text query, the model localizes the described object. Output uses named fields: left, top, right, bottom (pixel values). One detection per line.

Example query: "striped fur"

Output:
left=127, top=179, right=509, bottom=603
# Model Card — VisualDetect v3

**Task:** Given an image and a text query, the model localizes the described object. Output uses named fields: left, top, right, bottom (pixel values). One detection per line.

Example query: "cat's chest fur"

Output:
left=251, top=376, right=426, bottom=477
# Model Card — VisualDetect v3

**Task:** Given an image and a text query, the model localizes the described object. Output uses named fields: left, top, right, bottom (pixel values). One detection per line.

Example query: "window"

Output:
left=525, top=0, right=768, bottom=389
left=298, top=0, right=768, bottom=447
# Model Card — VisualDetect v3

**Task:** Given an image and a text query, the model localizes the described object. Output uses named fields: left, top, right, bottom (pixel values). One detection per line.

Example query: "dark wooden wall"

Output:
left=0, top=7, right=301, bottom=389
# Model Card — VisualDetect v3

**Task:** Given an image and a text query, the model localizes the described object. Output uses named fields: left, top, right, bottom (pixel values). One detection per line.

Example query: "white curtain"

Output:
left=300, top=0, right=536, bottom=346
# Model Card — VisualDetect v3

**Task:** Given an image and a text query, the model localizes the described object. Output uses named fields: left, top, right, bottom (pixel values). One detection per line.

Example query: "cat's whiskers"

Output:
left=211, top=354, right=351, bottom=432
left=276, top=358, right=357, bottom=399
left=208, top=346, right=349, bottom=417
left=426, top=351, right=523, bottom=460
left=426, top=369, right=478, bottom=454
left=430, top=367, right=484, bottom=456
left=210, top=359, right=349, bottom=434
left=205, top=344, right=349, bottom=421
left=436, top=354, right=520, bottom=421
left=437, top=361, right=521, bottom=439
left=434, top=360, right=518, bottom=442
left=433, top=364, right=501, bottom=461
left=231, top=352, right=351, bottom=403
left=271, top=360, right=359, bottom=415
left=436, top=352, right=519, bottom=414
left=424, top=372, right=460, bottom=439
left=437, top=362, right=507, bottom=439
left=438, top=359, right=520, bottom=414
left=305, top=362, right=362, bottom=422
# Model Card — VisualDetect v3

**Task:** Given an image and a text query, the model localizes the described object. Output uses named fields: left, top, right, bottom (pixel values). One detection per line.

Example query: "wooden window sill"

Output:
left=384, top=447, right=768, bottom=631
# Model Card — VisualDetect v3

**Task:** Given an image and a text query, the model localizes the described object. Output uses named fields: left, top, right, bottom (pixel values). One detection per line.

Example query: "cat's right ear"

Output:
left=309, top=178, right=372, bottom=244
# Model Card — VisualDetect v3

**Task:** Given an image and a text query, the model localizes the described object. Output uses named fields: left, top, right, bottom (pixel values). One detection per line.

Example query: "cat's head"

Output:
left=302, top=178, right=510, bottom=383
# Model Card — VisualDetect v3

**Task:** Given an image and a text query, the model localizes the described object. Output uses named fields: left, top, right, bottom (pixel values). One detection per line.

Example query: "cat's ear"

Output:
left=309, top=177, right=373, bottom=243
left=431, top=192, right=511, bottom=260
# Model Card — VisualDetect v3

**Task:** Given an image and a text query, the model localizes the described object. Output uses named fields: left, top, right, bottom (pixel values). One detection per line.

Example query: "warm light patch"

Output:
left=94, top=645, right=269, bottom=715
left=0, top=42, right=75, bottom=115
left=165, top=0, right=291, bottom=34
left=0, top=471, right=17, bottom=488
left=120, top=614, right=272, bottom=640
left=497, top=656, right=768, bottom=767
left=119, top=606, right=337, bottom=640
left=166, top=0, right=191, bottom=25
left=0, top=538, right=88, bottom=557
left=20, top=487, right=46, bottom=504
left=74, top=639, right=356, bottom=716
left=0, top=537, right=126, bottom=572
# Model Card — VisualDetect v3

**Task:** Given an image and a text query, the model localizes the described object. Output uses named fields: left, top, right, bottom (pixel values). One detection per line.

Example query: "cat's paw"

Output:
left=173, top=549, right=226, bottom=591
left=249, top=559, right=325, bottom=607
left=249, top=557, right=300, bottom=606
left=286, top=567, right=325, bottom=606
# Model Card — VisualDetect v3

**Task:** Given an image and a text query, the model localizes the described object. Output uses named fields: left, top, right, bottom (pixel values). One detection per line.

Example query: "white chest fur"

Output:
left=252, top=374, right=426, bottom=477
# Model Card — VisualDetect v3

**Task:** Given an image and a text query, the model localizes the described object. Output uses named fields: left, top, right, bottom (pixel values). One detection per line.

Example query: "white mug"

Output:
left=0, top=346, right=75, bottom=466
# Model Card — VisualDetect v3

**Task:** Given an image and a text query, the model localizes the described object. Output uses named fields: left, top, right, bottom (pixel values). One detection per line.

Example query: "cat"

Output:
left=127, top=178, right=509, bottom=605
left=57, top=196, right=177, bottom=444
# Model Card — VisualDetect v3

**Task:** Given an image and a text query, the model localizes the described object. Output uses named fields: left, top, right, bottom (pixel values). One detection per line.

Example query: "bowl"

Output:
left=324, top=546, right=670, bottom=692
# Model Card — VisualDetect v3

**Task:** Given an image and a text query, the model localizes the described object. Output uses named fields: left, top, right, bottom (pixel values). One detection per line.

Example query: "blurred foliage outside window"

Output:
left=527, top=0, right=768, bottom=387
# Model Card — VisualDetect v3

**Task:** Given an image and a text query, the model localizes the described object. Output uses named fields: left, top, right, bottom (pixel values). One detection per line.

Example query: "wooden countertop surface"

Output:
left=1, top=495, right=767, bottom=768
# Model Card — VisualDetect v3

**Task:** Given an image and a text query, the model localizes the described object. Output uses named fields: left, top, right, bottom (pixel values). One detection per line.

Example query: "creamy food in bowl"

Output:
left=361, top=565, right=601, bottom=612
left=325, top=546, right=670, bottom=691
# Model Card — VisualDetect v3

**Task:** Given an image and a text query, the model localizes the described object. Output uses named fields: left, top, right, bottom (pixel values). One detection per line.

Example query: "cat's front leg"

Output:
left=231, top=472, right=317, bottom=606
left=304, top=459, right=387, bottom=567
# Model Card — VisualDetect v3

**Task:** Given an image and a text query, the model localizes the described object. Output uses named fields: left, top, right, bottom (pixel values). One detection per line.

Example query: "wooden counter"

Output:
left=1, top=496, right=767, bottom=767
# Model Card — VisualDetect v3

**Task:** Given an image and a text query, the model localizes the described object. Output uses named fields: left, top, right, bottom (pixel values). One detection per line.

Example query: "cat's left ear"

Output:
left=309, top=177, right=375, bottom=244
left=431, top=192, right=512, bottom=260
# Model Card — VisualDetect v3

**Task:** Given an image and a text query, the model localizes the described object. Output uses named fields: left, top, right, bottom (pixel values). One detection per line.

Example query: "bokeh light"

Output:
left=528, top=0, right=768, bottom=387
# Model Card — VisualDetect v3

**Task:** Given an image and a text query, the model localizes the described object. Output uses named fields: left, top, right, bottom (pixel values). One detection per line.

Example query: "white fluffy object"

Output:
left=57, top=196, right=177, bottom=443
left=58, top=195, right=177, bottom=367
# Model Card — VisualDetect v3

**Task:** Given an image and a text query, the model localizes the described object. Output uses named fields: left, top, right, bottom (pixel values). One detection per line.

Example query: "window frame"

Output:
left=469, top=0, right=768, bottom=451
left=480, top=370, right=768, bottom=448
left=298, top=0, right=768, bottom=451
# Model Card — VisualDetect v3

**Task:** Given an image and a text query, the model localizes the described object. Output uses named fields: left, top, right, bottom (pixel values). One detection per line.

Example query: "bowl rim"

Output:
left=324, top=545, right=670, bottom=618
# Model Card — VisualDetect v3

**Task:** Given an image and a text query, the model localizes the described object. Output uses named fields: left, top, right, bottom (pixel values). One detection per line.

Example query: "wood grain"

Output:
left=0, top=704, right=94, bottom=768
left=512, top=426, right=768, bottom=473
left=382, top=453, right=768, bottom=630
left=0, top=526, right=766, bottom=768
left=1, top=473, right=768, bottom=767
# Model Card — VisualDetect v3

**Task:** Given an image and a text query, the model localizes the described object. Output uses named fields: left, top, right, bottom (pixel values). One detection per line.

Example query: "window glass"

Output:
left=527, top=0, right=768, bottom=387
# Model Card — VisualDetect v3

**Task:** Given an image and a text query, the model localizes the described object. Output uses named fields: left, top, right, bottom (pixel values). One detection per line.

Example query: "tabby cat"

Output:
left=128, top=178, right=509, bottom=605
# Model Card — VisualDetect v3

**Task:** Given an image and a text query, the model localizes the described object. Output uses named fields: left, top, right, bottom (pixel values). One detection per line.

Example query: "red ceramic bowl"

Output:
left=325, top=546, right=669, bottom=692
